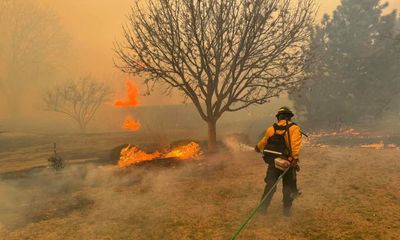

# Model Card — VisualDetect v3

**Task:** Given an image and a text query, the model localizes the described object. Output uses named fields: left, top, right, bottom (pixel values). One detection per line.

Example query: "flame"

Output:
left=361, top=142, right=385, bottom=149
left=114, top=79, right=141, bottom=132
left=164, top=142, right=201, bottom=160
left=117, top=142, right=201, bottom=168
left=123, top=115, right=141, bottom=131
left=118, top=145, right=161, bottom=168
left=114, top=79, right=139, bottom=107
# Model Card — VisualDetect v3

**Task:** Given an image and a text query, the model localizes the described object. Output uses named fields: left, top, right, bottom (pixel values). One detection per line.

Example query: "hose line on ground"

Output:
left=230, top=166, right=292, bottom=240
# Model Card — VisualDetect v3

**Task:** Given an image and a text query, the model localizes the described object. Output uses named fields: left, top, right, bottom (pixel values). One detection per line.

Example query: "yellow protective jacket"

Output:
left=256, top=120, right=302, bottom=159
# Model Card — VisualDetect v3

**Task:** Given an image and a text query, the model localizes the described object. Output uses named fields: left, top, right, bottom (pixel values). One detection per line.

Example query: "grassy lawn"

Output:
left=0, top=133, right=399, bottom=239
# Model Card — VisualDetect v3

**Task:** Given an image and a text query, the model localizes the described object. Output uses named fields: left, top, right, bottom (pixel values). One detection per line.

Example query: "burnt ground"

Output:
left=0, top=132, right=399, bottom=240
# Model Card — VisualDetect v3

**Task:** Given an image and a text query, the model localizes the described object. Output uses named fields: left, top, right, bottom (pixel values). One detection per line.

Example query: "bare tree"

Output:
left=115, top=0, right=316, bottom=151
left=43, top=77, right=112, bottom=132
left=0, top=0, right=69, bottom=114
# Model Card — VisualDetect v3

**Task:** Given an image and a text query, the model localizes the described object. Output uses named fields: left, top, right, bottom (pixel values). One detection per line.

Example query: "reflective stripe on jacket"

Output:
left=256, top=120, right=302, bottom=159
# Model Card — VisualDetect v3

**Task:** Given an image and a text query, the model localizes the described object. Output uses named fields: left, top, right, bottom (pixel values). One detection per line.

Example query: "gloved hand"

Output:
left=288, top=157, right=300, bottom=171
left=288, top=157, right=299, bottom=165
left=255, top=145, right=260, bottom=153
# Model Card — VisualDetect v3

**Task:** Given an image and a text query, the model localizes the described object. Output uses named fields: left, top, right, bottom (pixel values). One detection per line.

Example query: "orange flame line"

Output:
left=114, top=79, right=139, bottom=107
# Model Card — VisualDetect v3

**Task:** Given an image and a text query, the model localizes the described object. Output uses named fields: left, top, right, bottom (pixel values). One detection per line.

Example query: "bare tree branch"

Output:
left=43, top=77, right=112, bottom=131
left=114, top=0, right=316, bottom=150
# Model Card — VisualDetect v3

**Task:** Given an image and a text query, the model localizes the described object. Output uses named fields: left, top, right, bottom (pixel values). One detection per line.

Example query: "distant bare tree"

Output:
left=43, top=77, right=112, bottom=132
left=0, top=0, right=68, bottom=114
left=115, top=0, right=316, bottom=151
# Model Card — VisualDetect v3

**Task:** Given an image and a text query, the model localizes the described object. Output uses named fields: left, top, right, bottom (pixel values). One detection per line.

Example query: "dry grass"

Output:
left=0, top=133, right=399, bottom=240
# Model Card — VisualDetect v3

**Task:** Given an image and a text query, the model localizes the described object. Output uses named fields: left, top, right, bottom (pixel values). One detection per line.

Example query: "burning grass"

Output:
left=1, top=145, right=399, bottom=240
left=117, top=141, right=202, bottom=168
left=308, top=128, right=400, bottom=150
left=1, top=132, right=399, bottom=239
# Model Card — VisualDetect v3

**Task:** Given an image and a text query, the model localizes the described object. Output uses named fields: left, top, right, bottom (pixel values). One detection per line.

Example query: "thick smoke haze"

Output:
left=1, top=1, right=400, bottom=239
left=1, top=0, right=399, bottom=133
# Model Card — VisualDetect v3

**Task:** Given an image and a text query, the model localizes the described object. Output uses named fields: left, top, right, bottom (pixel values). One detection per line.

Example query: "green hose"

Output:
left=230, top=167, right=291, bottom=240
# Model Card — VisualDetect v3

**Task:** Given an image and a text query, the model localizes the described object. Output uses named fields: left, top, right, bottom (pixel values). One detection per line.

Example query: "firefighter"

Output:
left=255, top=106, right=302, bottom=216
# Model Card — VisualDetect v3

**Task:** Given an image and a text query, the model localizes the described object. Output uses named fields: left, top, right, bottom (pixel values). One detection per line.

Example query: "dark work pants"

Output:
left=259, top=163, right=298, bottom=212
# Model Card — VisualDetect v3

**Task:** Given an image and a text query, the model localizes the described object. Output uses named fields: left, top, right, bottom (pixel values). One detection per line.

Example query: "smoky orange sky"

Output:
left=34, top=0, right=400, bottom=105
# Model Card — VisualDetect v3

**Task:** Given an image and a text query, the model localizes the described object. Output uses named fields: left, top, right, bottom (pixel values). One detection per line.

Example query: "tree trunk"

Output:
left=207, top=119, right=217, bottom=153
left=78, top=120, right=87, bottom=133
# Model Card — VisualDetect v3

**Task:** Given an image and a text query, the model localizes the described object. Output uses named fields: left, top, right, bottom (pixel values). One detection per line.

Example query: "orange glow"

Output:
left=123, top=115, right=141, bottom=131
left=117, top=142, right=202, bottom=168
left=164, top=142, right=201, bottom=160
left=114, top=78, right=141, bottom=132
left=114, top=79, right=139, bottom=107
left=361, top=142, right=384, bottom=150
left=118, top=145, right=161, bottom=167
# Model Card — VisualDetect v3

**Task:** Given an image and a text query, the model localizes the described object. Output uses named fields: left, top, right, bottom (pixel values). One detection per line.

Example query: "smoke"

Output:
left=1, top=132, right=400, bottom=239
left=0, top=165, right=106, bottom=229
left=0, top=135, right=252, bottom=238
left=1, top=0, right=399, bottom=238
left=223, top=136, right=254, bottom=152
left=1, top=0, right=399, bottom=134
left=0, top=150, right=219, bottom=234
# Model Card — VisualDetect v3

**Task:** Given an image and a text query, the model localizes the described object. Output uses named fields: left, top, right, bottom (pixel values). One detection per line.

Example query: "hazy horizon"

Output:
left=1, top=0, right=399, bottom=133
